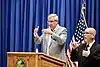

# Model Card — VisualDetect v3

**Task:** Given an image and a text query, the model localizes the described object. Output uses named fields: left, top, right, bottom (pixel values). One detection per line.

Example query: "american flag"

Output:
left=66, top=1, right=88, bottom=67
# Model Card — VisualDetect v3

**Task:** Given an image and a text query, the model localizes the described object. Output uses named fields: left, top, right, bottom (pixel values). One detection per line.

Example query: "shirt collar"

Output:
left=88, top=40, right=95, bottom=48
left=53, top=24, right=59, bottom=32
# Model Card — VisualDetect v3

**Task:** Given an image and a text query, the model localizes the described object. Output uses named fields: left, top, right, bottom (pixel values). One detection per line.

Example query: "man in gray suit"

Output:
left=34, top=14, right=67, bottom=61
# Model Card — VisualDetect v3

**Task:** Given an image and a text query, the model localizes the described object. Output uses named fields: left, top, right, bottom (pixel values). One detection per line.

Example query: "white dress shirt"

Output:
left=82, top=40, right=95, bottom=57
left=87, top=40, right=95, bottom=50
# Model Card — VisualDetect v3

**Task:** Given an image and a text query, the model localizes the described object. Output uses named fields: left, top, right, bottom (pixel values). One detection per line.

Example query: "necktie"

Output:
left=85, top=45, right=89, bottom=51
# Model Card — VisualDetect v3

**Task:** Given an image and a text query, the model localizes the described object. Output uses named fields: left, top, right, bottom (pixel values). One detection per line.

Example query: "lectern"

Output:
left=7, top=52, right=66, bottom=67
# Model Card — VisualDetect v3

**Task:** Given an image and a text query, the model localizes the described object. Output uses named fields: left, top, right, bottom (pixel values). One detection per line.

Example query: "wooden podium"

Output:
left=7, top=52, right=66, bottom=67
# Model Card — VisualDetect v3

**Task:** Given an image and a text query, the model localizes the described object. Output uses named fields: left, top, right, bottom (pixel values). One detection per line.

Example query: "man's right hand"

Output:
left=34, top=26, right=39, bottom=33
left=72, top=42, right=80, bottom=50
left=34, top=26, right=39, bottom=37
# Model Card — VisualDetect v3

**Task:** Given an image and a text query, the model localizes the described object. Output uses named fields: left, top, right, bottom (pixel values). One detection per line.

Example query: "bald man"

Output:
left=70, top=28, right=100, bottom=67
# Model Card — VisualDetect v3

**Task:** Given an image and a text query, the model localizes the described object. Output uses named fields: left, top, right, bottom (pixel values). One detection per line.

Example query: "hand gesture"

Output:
left=82, top=50, right=90, bottom=57
left=72, top=42, right=80, bottom=49
left=42, top=28, right=53, bottom=35
left=34, top=26, right=39, bottom=37
left=34, top=26, right=39, bottom=33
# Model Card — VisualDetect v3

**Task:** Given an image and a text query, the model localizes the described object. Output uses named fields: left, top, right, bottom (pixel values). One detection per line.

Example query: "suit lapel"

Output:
left=49, top=26, right=60, bottom=48
left=53, top=26, right=60, bottom=34
left=90, top=42, right=96, bottom=55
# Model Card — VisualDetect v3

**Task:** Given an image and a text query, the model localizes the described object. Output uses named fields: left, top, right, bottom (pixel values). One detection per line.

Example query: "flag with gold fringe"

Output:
left=66, top=0, right=88, bottom=67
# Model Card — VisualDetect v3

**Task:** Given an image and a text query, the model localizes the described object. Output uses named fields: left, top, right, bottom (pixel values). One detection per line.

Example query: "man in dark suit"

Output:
left=70, top=28, right=100, bottom=67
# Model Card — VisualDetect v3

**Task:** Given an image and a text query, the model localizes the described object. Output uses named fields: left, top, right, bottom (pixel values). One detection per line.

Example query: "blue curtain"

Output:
left=0, top=0, right=100, bottom=67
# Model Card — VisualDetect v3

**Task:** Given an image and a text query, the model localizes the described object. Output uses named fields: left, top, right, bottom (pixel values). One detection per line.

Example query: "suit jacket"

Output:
left=71, top=42, right=100, bottom=67
left=34, top=25, right=67, bottom=61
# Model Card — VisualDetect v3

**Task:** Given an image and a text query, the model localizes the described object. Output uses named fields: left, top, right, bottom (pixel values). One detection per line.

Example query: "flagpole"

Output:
left=81, top=3, right=88, bottom=28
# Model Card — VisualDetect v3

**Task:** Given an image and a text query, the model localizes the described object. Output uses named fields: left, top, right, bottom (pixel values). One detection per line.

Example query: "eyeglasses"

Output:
left=84, top=32, right=93, bottom=35
left=48, top=20, right=57, bottom=22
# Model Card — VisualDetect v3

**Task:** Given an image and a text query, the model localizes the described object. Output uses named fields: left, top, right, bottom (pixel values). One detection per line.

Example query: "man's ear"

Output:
left=91, top=34, right=94, bottom=38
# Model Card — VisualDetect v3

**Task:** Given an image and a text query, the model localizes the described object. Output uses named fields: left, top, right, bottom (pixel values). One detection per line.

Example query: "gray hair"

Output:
left=48, top=14, right=58, bottom=21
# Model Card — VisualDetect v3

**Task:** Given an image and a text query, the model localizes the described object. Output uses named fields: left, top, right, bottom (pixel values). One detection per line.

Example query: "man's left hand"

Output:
left=43, top=28, right=53, bottom=35
left=82, top=50, right=90, bottom=57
